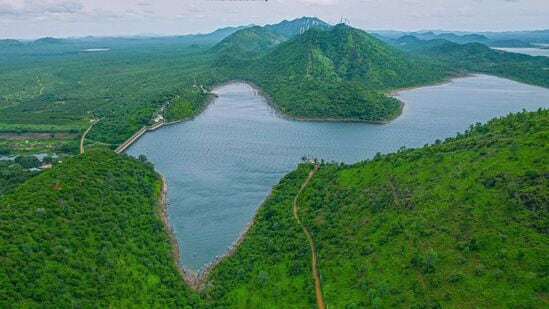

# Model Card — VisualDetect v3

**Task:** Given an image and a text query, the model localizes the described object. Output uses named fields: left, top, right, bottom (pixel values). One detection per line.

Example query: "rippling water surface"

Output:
left=126, top=75, right=549, bottom=271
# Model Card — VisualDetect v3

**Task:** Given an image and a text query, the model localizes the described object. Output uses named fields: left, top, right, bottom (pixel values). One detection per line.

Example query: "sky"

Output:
left=0, top=0, right=548, bottom=39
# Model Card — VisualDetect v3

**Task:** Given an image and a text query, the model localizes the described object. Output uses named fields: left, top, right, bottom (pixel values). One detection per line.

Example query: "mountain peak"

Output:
left=265, top=16, right=331, bottom=37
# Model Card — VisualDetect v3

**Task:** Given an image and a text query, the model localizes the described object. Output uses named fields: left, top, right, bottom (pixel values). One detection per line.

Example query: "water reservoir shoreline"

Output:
left=125, top=74, right=549, bottom=273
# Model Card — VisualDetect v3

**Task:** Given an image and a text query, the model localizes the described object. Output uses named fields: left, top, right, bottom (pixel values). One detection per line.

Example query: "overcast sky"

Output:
left=0, top=0, right=548, bottom=39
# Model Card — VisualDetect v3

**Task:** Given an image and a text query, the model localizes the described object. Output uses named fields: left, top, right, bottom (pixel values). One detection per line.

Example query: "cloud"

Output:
left=0, top=0, right=159, bottom=23
left=299, top=0, right=339, bottom=4
left=276, top=0, right=339, bottom=5
left=0, top=0, right=83, bottom=16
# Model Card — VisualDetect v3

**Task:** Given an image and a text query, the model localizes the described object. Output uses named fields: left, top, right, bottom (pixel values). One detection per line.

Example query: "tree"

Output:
left=15, top=156, right=40, bottom=169
left=424, top=248, right=439, bottom=274
left=258, top=271, right=269, bottom=286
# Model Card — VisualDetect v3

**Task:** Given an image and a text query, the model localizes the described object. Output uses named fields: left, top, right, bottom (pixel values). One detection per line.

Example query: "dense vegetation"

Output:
left=0, top=160, right=39, bottom=195
left=206, top=109, right=548, bottom=307
left=395, top=39, right=549, bottom=88
left=205, top=166, right=316, bottom=307
left=374, top=29, right=549, bottom=47
left=213, top=26, right=287, bottom=57
left=0, top=38, right=218, bottom=151
left=0, top=17, right=333, bottom=156
left=1, top=15, right=548, bottom=307
left=214, top=24, right=449, bottom=121
left=1, top=107, right=547, bottom=307
left=0, top=150, right=200, bottom=307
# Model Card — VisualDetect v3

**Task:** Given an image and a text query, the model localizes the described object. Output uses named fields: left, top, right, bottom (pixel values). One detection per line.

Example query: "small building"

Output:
left=154, top=115, right=165, bottom=123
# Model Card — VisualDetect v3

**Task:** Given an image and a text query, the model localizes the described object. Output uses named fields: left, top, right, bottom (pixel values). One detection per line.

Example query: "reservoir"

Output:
left=126, top=74, right=549, bottom=271
left=492, top=47, right=549, bottom=57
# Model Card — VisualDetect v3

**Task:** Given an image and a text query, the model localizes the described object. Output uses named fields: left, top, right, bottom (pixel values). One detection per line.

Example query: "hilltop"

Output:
left=31, top=37, right=69, bottom=45
left=212, top=26, right=287, bottom=66
left=265, top=16, right=331, bottom=37
left=213, top=17, right=331, bottom=59
left=0, top=39, right=23, bottom=47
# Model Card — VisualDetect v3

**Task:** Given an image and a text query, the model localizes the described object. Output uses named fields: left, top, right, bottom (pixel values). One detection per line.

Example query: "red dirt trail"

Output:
left=293, top=165, right=325, bottom=309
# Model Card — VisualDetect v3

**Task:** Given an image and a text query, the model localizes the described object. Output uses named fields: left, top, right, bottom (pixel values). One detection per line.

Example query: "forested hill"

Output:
left=214, top=24, right=448, bottom=121
left=212, top=26, right=288, bottom=66
left=212, top=16, right=332, bottom=64
left=394, top=38, right=549, bottom=88
left=205, top=109, right=548, bottom=307
left=255, top=24, right=446, bottom=90
left=264, top=16, right=331, bottom=37
left=0, top=150, right=200, bottom=307
left=213, top=22, right=548, bottom=122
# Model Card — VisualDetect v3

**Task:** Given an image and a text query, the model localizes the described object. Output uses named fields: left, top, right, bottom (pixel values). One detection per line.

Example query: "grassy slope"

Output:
left=304, top=110, right=548, bottom=307
left=208, top=109, right=548, bottom=307
left=0, top=150, right=200, bottom=307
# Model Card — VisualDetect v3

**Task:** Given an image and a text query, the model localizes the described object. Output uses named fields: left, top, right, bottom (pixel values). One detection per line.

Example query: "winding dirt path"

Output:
left=293, top=165, right=325, bottom=309
left=80, top=119, right=99, bottom=154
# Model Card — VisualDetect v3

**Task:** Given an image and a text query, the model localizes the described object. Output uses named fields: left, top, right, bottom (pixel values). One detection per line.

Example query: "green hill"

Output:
left=0, top=39, right=24, bottom=47
left=212, top=17, right=331, bottom=67
left=0, top=150, right=200, bottom=307
left=31, top=37, right=69, bottom=45
left=228, top=24, right=447, bottom=121
left=409, top=40, right=549, bottom=87
left=212, top=26, right=288, bottom=66
left=206, top=109, right=549, bottom=307
left=265, top=16, right=331, bottom=37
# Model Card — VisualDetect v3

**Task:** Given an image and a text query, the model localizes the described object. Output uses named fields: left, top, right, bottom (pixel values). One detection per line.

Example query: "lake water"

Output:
left=493, top=47, right=549, bottom=57
left=126, top=74, right=549, bottom=271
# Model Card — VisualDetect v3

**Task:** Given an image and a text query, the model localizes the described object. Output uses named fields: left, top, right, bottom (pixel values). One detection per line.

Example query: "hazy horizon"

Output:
left=4, top=20, right=549, bottom=41
left=1, top=0, right=548, bottom=40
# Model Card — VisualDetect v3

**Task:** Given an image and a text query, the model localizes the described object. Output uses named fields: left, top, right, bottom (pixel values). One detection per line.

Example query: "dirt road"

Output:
left=80, top=120, right=98, bottom=154
left=293, top=165, right=325, bottom=309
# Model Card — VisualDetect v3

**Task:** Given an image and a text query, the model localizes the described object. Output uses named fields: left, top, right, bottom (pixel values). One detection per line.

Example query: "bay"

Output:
left=126, top=74, right=549, bottom=271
